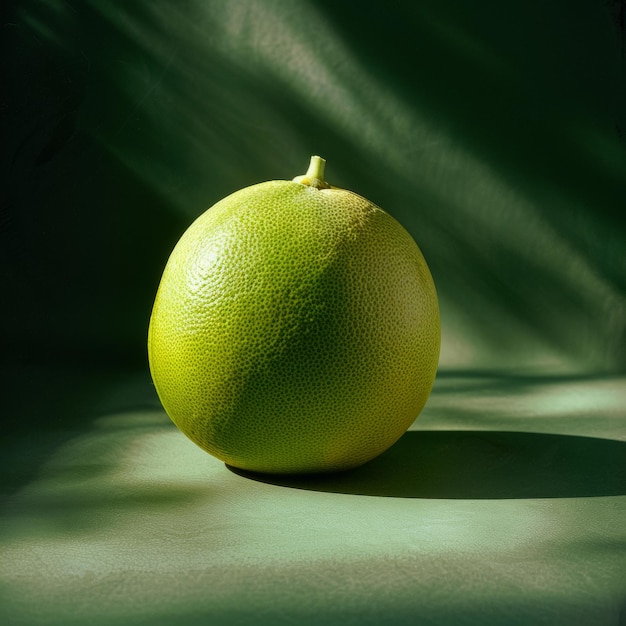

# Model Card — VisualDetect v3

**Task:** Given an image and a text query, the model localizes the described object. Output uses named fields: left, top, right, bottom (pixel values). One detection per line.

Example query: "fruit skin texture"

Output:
left=148, top=174, right=440, bottom=474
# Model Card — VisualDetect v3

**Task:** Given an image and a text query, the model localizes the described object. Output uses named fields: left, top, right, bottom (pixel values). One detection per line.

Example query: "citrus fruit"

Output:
left=148, top=156, right=440, bottom=474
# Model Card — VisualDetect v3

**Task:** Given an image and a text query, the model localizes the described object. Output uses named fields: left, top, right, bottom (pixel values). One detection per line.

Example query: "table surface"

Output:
left=1, top=370, right=625, bottom=625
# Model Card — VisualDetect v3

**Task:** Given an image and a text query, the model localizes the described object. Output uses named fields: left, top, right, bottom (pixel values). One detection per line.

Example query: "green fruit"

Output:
left=148, top=156, right=440, bottom=474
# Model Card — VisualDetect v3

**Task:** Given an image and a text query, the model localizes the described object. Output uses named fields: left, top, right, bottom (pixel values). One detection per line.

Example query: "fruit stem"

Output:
left=306, top=155, right=326, bottom=180
left=292, top=155, right=331, bottom=189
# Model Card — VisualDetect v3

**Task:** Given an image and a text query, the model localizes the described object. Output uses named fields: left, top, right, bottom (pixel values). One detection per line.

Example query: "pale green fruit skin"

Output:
left=148, top=180, right=440, bottom=474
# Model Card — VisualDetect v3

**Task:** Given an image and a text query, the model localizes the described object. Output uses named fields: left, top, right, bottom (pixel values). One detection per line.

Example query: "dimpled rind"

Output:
left=148, top=180, right=440, bottom=474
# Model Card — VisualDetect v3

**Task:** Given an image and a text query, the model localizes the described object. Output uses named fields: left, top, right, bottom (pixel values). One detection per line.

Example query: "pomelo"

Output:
left=148, top=156, right=440, bottom=474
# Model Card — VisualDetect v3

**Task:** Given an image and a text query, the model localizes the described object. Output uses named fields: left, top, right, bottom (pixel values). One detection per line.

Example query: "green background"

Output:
left=2, top=1, right=625, bottom=624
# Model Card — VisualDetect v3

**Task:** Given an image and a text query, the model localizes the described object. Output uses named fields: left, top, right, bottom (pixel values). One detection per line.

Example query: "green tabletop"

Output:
left=2, top=370, right=624, bottom=625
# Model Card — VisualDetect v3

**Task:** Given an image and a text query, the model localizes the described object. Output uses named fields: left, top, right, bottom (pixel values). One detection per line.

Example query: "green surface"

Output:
left=1, top=373, right=625, bottom=625
left=2, top=0, right=626, bottom=623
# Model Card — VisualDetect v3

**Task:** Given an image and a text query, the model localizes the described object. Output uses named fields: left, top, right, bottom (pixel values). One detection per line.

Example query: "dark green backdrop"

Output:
left=2, top=0, right=625, bottom=417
